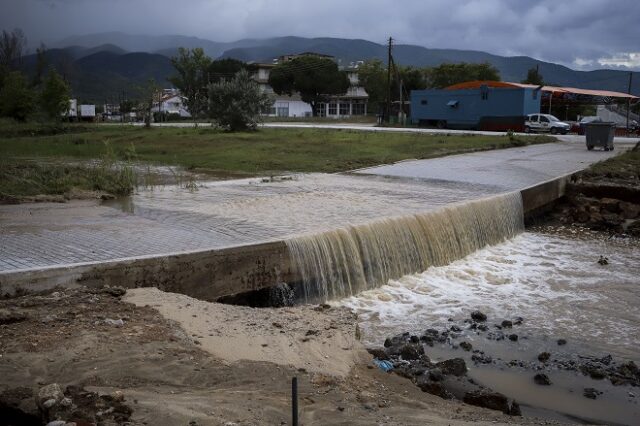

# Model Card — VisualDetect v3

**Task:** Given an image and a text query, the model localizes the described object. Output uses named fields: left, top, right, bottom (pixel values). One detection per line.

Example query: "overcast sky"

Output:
left=2, top=0, right=639, bottom=70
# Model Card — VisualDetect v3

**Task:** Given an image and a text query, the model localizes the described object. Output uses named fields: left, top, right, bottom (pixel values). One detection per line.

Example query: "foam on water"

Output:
left=341, top=231, right=640, bottom=361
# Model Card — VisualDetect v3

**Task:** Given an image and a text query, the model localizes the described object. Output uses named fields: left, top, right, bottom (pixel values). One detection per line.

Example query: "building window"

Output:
left=277, top=106, right=289, bottom=117
left=317, top=103, right=326, bottom=117
left=328, top=102, right=337, bottom=115
left=420, top=99, right=427, bottom=105
left=339, top=103, right=350, bottom=115
left=352, top=101, right=365, bottom=115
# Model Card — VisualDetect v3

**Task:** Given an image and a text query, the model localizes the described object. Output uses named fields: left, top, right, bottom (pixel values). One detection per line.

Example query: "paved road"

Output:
left=1, top=135, right=636, bottom=273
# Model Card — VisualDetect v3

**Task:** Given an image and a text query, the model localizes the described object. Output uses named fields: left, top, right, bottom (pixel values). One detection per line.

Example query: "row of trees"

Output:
left=169, top=48, right=350, bottom=121
left=0, top=29, right=71, bottom=121
left=358, top=60, right=502, bottom=109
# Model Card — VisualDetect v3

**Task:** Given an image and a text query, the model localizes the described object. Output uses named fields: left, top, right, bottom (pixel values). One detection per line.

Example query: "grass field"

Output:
left=1, top=123, right=555, bottom=176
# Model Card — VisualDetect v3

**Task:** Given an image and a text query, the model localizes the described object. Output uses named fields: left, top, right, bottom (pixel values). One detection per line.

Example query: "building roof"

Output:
left=445, top=80, right=638, bottom=104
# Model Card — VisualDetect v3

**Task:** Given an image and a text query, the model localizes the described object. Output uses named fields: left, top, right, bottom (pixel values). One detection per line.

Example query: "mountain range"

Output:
left=24, top=32, right=638, bottom=103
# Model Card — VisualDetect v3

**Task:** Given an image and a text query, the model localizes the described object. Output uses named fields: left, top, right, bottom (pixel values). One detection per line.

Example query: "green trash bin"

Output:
left=585, top=122, right=615, bottom=151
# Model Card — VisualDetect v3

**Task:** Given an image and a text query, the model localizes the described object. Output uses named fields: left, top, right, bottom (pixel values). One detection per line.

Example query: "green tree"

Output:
left=208, top=69, right=272, bottom=131
left=268, top=55, right=350, bottom=116
left=169, top=47, right=212, bottom=118
left=208, top=58, right=252, bottom=83
left=40, top=68, right=71, bottom=120
left=423, top=62, right=500, bottom=88
left=137, top=78, right=161, bottom=128
left=0, top=71, right=36, bottom=121
left=32, top=43, right=48, bottom=88
left=358, top=59, right=387, bottom=110
left=521, top=67, right=545, bottom=85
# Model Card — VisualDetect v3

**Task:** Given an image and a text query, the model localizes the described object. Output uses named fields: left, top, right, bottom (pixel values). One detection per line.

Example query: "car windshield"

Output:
left=547, top=115, right=561, bottom=122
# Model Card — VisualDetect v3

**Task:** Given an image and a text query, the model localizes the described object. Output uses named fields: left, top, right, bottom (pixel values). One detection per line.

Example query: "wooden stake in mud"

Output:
left=292, top=376, right=298, bottom=426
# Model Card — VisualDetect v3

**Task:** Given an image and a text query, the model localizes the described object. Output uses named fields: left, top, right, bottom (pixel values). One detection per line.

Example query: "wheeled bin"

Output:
left=585, top=122, right=615, bottom=151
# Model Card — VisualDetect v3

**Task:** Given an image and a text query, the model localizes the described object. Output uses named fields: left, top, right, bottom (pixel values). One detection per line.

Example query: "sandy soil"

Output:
left=0, top=287, right=565, bottom=425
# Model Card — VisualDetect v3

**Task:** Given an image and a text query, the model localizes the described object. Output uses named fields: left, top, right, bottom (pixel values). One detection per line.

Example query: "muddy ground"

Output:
left=0, top=287, right=565, bottom=426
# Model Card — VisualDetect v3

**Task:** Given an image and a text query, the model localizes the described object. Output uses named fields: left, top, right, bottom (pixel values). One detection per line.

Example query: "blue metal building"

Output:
left=410, top=85, right=541, bottom=131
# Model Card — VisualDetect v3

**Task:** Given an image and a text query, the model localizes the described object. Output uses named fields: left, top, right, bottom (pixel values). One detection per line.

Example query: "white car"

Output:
left=524, top=114, right=570, bottom=134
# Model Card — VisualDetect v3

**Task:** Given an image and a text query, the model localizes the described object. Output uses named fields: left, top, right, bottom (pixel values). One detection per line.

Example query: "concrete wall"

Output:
left=1, top=175, right=571, bottom=300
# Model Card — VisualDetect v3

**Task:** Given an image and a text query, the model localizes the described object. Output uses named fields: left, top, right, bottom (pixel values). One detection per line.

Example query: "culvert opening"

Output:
left=217, top=282, right=299, bottom=308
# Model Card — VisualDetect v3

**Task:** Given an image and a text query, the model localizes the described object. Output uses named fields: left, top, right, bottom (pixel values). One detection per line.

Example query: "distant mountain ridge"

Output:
left=38, top=32, right=639, bottom=102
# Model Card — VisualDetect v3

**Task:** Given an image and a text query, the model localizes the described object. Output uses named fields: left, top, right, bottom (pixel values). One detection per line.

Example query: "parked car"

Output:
left=524, top=114, right=571, bottom=134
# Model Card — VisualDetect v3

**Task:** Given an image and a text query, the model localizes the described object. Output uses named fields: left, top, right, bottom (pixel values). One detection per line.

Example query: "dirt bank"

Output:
left=0, top=287, right=564, bottom=425
left=543, top=142, right=640, bottom=237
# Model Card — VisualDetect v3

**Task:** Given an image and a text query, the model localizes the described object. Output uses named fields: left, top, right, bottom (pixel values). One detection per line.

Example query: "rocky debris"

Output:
left=538, top=352, right=551, bottom=363
left=507, top=334, right=518, bottom=342
left=597, top=255, right=609, bottom=265
left=436, top=358, right=467, bottom=377
left=533, top=374, right=552, bottom=386
left=557, top=339, right=567, bottom=346
left=34, top=384, right=133, bottom=425
left=0, top=308, right=28, bottom=325
left=100, top=286, right=127, bottom=297
left=583, top=388, right=603, bottom=399
left=459, top=341, right=472, bottom=351
left=463, top=389, right=521, bottom=416
left=501, top=320, right=513, bottom=328
left=470, top=311, right=487, bottom=322
left=380, top=331, right=521, bottom=416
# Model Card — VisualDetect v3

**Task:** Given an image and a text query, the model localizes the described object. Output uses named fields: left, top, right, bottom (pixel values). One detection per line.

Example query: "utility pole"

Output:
left=386, top=37, right=393, bottom=124
left=627, top=71, right=633, bottom=136
left=399, top=78, right=404, bottom=125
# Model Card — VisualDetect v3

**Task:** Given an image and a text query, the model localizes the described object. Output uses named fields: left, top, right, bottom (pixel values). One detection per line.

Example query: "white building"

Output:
left=252, top=53, right=368, bottom=118
left=152, top=89, right=191, bottom=118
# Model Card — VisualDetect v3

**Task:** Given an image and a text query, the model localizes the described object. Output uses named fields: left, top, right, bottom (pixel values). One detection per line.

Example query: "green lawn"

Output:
left=0, top=123, right=555, bottom=175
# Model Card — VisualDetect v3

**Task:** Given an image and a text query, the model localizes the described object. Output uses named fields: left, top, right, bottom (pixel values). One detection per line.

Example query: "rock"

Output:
left=583, top=388, right=602, bottom=399
left=534, top=373, right=552, bottom=385
left=399, top=343, right=424, bottom=361
left=367, top=348, right=390, bottom=361
left=436, top=358, right=467, bottom=377
left=36, top=383, right=64, bottom=411
left=600, top=198, right=621, bottom=213
left=383, top=338, right=393, bottom=348
left=459, top=341, right=472, bottom=351
left=538, top=352, right=551, bottom=362
left=557, top=338, right=567, bottom=346
left=450, top=325, right=462, bottom=332
left=424, top=328, right=439, bottom=337
left=508, top=334, right=518, bottom=342
left=101, top=286, right=127, bottom=297
left=619, top=202, right=640, bottom=219
left=416, top=378, right=454, bottom=399
left=111, top=391, right=125, bottom=402
left=272, top=322, right=283, bottom=328
left=0, top=309, right=28, bottom=325
left=471, top=311, right=487, bottom=322
left=409, top=335, right=420, bottom=344
left=597, top=255, right=609, bottom=265
left=599, top=355, right=612, bottom=366
left=501, top=320, right=513, bottom=328
left=428, top=368, right=444, bottom=382
left=104, top=318, right=124, bottom=327
left=46, top=421, right=67, bottom=426
left=513, top=317, right=524, bottom=325
left=463, top=389, right=521, bottom=415
left=581, top=365, right=606, bottom=380
left=477, top=324, right=489, bottom=332
left=471, top=353, right=493, bottom=364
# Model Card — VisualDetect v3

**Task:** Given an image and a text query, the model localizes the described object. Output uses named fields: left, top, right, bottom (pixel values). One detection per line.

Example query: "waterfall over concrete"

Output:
left=285, top=192, right=524, bottom=303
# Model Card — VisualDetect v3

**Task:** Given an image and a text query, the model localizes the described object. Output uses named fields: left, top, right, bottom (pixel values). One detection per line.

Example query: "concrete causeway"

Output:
left=1, top=135, right=637, bottom=298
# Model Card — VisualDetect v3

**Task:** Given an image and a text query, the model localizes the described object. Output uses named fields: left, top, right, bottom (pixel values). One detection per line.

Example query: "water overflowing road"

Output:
left=0, top=139, right=634, bottom=273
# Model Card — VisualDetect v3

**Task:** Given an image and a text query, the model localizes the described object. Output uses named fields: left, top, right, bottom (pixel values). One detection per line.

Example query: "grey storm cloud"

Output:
left=1, top=0, right=639, bottom=69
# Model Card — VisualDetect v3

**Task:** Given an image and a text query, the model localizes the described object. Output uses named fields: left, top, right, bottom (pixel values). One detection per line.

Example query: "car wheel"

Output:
left=610, top=145, right=614, bottom=151
left=524, top=126, right=531, bottom=133
left=587, top=145, right=594, bottom=151
left=437, top=120, right=446, bottom=129
left=550, top=127, right=557, bottom=134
